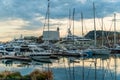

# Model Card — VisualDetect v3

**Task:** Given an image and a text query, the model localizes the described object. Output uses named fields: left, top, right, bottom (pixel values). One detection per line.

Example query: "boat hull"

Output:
left=111, top=49, right=120, bottom=54
left=92, top=49, right=110, bottom=55
left=29, top=54, right=51, bottom=59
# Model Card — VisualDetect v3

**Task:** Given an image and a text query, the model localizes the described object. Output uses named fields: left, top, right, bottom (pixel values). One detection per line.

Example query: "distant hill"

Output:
left=84, top=30, right=120, bottom=40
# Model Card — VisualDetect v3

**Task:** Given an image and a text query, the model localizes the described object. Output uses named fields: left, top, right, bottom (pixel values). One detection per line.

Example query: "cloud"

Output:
left=102, top=0, right=120, bottom=3
left=0, top=18, right=29, bottom=30
left=0, top=0, right=120, bottom=41
left=0, top=0, right=119, bottom=20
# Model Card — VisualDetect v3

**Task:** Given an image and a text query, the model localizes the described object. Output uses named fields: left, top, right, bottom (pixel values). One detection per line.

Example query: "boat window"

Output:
left=6, top=48, right=14, bottom=52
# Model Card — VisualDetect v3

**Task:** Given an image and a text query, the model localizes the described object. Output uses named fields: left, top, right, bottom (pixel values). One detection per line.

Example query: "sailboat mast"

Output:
left=81, top=12, right=84, bottom=37
left=93, top=2, right=96, bottom=47
left=93, top=3, right=97, bottom=80
left=47, top=0, right=50, bottom=42
left=101, top=18, right=104, bottom=47
left=73, top=8, right=75, bottom=43
left=114, top=13, right=116, bottom=46
left=48, top=0, right=50, bottom=34
left=69, top=9, right=71, bottom=29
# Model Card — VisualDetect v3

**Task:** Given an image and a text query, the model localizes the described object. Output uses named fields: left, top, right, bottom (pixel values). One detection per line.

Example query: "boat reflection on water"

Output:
left=0, top=55, right=120, bottom=80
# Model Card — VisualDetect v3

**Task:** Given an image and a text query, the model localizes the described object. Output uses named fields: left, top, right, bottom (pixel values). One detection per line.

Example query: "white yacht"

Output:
left=29, top=47, right=53, bottom=60
left=61, top=28, right=93, bottom=49
left=110, top=45, right=120, bottom=54
left=91, top=48, right=110, bottom=55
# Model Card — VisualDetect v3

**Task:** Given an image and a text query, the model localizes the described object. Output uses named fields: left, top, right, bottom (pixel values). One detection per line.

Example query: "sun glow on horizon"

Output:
left=0, top=13, right=120, bottom=42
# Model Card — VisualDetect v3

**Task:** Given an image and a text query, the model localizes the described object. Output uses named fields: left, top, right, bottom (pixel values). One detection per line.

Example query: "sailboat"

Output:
left=29, top=0, right=58, bottom=62
left=90, top=3, right=110, bottom=55
left=110, top=13, right=120, bottom=54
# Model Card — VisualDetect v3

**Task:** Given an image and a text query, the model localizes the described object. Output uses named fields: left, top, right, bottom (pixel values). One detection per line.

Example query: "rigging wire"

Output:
left=43, top=10, right=48, bottom=32
left=43, top=1, right=49, bottom=32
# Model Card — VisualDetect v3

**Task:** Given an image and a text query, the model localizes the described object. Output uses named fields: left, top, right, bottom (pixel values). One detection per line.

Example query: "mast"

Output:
left=114, top=13, right=116, bottom=47
left=101, top=18, right=104, bottom=47
left=81, top=12, right=84, bottom=80
left=93, top=2, right=96, bottom=47
left=48, top=0, right=50, bottom=44
left=47, top=0, right=50, bottom=76
left=68, top=9, right=72, bottom=37
left=72, top=8, right=75, bottom=44
left=81, top=12, right=84, bottom=37
left=48, top=0, right=50, bottom=32
left=114, top=14, right=117, bottom=80
left=93, top=3, right=97, bottom=80
left=69, top=9, right=71, bottom=30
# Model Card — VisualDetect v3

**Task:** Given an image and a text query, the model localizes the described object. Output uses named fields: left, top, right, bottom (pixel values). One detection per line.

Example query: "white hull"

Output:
left=29, top=49, right=52, bottom=59
left=91, top=48, right=110, bottom=55
left=30, top=54, right=50, bottom=59
left=31, top=56, right=55, bottom=63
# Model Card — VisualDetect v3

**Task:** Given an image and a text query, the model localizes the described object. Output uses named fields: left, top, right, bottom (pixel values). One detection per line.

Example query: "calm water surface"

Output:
left=0, top=55, right=120, bottom=80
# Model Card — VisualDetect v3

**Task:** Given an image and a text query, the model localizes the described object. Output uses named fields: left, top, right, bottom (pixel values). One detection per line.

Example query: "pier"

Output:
left=0, top=56, right=31, bottom=62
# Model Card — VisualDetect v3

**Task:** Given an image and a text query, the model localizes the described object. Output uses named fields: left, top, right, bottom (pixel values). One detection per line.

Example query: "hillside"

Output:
left=84, top=30, right=120, bottom=39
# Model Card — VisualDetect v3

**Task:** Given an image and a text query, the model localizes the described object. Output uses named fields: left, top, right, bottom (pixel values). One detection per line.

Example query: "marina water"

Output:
left=0, top=55, right=120, bottom=80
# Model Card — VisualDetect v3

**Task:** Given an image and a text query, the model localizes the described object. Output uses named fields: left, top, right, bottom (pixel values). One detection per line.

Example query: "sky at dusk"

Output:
left=0, top=0, right=120, bottom=42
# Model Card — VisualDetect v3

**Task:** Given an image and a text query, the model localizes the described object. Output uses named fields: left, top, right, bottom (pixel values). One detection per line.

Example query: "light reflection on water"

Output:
left=0, top=55, right=120, bottom=80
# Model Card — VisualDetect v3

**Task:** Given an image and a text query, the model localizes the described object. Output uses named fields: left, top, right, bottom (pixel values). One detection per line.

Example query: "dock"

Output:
left=53, top=53, right=87, bottom=57
left=0, top=56, right=31, bottom=62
